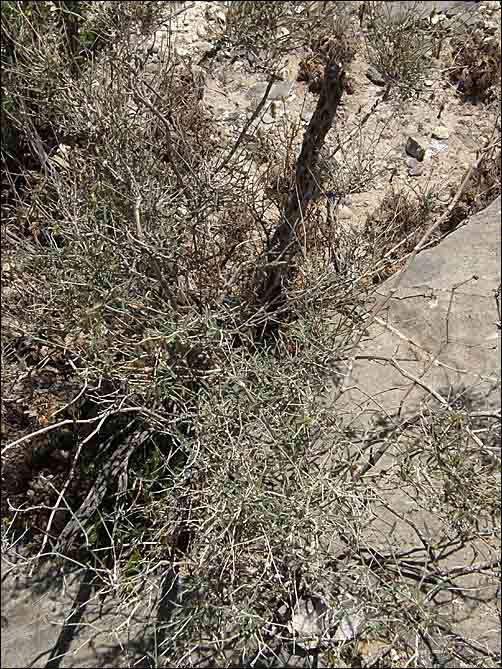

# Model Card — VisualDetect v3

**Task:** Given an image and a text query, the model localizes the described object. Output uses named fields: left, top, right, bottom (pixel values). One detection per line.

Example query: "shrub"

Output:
left=226, top=1, right=356, bottom=71
left=441, top=147, right=501, bottom=232
left=1, top=3, right=500, bottom=668
left=449, top=29, right=501, bottom=103
left=363, top=1, right=435, bottom=98
left=363, top=185, right=436, bottom=281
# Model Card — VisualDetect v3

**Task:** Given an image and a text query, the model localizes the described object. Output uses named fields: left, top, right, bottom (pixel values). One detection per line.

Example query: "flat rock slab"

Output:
left=332, top=196, right=501, bottom=663
left=1, top=556, right=161, bottom=668
left=338, top=197, right=500, bottom=419
left=247, top=80, right=295, bottom=102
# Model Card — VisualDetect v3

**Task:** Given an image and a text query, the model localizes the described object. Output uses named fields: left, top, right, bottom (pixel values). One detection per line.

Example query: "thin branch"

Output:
left=216, top=73, right=278, bottom=174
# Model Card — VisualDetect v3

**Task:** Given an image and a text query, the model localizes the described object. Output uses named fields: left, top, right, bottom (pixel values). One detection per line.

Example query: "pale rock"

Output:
left=431, top=13, right=448, bottom=25
left=215, top=9, right=226, bottom=24
left=426, top=139, right=449, bottom=159
left=332, top=609, right=365, bottom=642
left=287, top=597, right=330, bottom=650
left=248, top=80, right=294, bottom=102
left=176, top=44, right=190, bottom=57
left=196, top=40, right=214, bottom=54
left=480, top=1, right=501, bottom=13
left=146, top=40, right=161, bottom=54
left=206, top=5, right=226, bottom=24
left=338, top=205, right=354, bottom=220
left=407, top=157, right=424, bottom=177
left=432, top=125, right=449, bottom=140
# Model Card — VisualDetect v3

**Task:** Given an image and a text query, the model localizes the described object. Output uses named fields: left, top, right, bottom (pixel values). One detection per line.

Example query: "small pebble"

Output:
left=432, top=125, right=449, bottom=140
left=338, top=205, right=353, bottom=220
left=405, top=137, right=426, bottom=162
left=407, top=159, right=424, bottom=177
left=426, top=139, right=449, bottom=159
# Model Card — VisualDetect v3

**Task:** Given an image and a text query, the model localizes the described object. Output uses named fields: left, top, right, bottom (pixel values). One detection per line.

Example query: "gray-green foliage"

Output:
left=1, top=3, right=500, bottom=668
left=363, top=1, right=435, bottom=98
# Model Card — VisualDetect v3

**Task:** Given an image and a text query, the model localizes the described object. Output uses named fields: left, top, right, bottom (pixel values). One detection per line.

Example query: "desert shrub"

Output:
left=226, top=0, right=356, bottom=71
left=1, top=3, right=500, bottom=668
left=449, top=29, right=501, bottom=103
left=441, top=146, right=501, bottom=232
left=226, top=0, right=291, bottom=48
left=1, top=1, right=67, bottom=180
left=363, top=1, right=435, bottom=98
left=363, top=185, right=436, bottom=281
left=1, top=1, right=166, bottom=189
left=1, top=0, right=358, bottom=569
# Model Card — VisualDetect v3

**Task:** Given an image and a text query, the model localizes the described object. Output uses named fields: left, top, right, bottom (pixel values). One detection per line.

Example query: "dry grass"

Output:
left=449, top=28, right=501, bottom=104
left=441, top=146, right=501, bottom=232
left=362, top=185, right=436, bottom=282
left=362, top=1, right=436, bottom=98
left=226, top=1, right=356, bottom=71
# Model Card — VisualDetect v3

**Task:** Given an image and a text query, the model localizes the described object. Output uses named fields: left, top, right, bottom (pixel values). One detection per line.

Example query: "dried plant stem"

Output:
left=257, top=61, right=346, bottom=304
left=217, top=73, right=277, bottom=173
